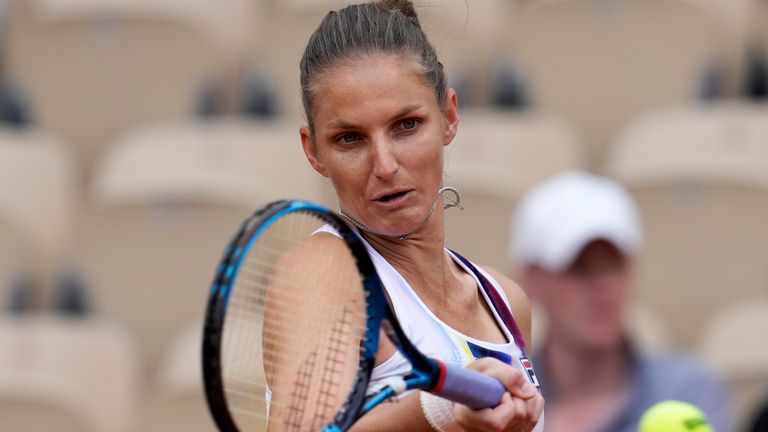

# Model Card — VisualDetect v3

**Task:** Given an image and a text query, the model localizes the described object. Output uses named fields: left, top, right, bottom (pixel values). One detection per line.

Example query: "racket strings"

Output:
left=219, top=213, right=371, bottom=431
left=224, top=261, right=368, bottom=371
left=285, top=350, right=317, bottom=429
left=314, top=307, right=358, bottom=427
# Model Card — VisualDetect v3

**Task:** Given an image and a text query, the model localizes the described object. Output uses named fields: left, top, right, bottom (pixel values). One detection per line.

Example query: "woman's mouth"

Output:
left=374, top=190, right=412, bottom=208
left=377, top=190, right=409, bottom=202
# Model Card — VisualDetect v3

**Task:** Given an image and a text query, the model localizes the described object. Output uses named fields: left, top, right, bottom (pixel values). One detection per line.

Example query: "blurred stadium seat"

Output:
left=73, top=119, right=324, bottom=372
left=5, top=0, right=217, bottom=173
left=755, top=0, right=768, bottom=51
left=0, top=315, right=140, bottom=432
left=748, top=0, right=768, bottom=98
left=415, top=0, right=508, bottom=107
left=604, top=102, right=768, bottom=348
left=680, top=0, right=756, bottom=96
left=495, top=0, right=721, bottom=165
left=247, top=2, right=328, bottom=123
left=444, top=109, right=585, bottom=272
left=148, top=323, right=218, bottom=432
left=698, top=296, right=768, bottom=430
left=0, top=128, right=77, bottom=310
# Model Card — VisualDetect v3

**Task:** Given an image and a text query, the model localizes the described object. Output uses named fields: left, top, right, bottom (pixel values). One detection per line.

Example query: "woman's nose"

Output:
left=371, top=136, right=399, bottom=180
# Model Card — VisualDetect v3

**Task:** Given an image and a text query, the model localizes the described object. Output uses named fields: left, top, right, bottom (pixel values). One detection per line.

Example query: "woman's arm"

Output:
left=350, top=389, right=435, bottom=431
left=265, top=233, right=368, bottom=430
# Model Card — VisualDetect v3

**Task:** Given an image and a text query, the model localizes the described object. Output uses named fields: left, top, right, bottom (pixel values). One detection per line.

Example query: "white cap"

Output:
left=510, top=171, right=642, bottom=271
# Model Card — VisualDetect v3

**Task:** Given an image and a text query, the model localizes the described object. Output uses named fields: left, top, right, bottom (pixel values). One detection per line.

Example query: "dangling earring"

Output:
left=438, top=186, right=463, bottom=211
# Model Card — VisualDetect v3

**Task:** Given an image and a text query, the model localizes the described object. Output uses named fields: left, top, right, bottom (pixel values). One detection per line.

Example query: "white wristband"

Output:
left=420, top=391, right=463, bottom=432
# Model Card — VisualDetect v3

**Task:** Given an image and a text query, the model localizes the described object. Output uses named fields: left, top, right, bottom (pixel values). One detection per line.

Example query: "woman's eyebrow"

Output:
left=325, top=119, right=359, bottom=130
left=389, top=104, right=423, bottom=121
left=324, top=104, right=424, bottom=131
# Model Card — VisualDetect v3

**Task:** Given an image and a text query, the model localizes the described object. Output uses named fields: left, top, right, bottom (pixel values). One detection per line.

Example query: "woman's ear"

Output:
left=300, top=126, right=329, bottom=177
left=442, top=88, right=460, bottom=146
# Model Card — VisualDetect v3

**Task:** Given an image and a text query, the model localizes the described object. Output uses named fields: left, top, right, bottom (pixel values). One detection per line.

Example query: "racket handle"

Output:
left=433, top=362, right=506, bottom=409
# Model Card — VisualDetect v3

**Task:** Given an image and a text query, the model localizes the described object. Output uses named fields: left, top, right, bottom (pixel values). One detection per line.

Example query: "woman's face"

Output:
left=301, top=54, right=459, bottom=237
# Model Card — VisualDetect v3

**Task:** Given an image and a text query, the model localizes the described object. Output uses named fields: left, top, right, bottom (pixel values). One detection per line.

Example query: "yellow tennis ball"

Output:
left=639, top=401, right=713, bottom=432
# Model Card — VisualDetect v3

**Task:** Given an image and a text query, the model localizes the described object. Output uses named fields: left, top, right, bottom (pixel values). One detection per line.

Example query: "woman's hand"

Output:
left=453, top=357, right=544, bottom=432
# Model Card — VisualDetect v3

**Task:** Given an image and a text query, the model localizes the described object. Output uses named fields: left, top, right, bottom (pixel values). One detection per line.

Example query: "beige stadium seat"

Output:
left=754, top=0, right=768, bottom=62
left=23, top=0, right=266, bottom=107
left=414, top=0, right=509, bottom=106
left=444, top=109, right=585, bottom=272
left=148, top=323, right=219, bottom=432
left=698, top=297, right=768, bottom=429
left=680, top=0, right=757, bottom=96
left=5, top=0, right=217, bottom=173
left=500, top=0, right=720, bottom=165
left=29, top=0, right=262, bottom=64
left=0, top=129, right=77, bottom=306
left=604, top=102, right=768, bottom=348
left=0, top=315, right=140, bottom=432
left=74, top=119, right=325, bottom=373
left=251, top=1, right=336, bottom=123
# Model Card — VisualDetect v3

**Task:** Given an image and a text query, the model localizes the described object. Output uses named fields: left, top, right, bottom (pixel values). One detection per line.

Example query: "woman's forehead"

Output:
left=310, top=55, right=438, bottom=124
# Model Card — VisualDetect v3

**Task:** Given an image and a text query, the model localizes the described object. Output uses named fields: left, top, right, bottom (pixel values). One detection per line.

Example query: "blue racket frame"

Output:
left=203, top=199, right=506, bottom=432
left=203, top=200, right=389, bottom=432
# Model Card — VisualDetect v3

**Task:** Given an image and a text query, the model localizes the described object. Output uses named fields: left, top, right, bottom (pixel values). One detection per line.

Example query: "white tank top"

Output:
left=358, top=236, right=539, bottom=392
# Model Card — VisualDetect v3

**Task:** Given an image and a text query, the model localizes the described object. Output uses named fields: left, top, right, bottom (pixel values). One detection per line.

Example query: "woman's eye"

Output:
left=400, top=119, right=419, bottom=130
left=337, top=133, right=360, bottom=144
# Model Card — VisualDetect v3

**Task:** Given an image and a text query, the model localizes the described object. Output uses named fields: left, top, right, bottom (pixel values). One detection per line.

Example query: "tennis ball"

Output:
left=639, top=400, right=713, bottom=432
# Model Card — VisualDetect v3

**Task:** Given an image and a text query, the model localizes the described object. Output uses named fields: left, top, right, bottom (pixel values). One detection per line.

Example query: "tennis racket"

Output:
left=202, top=199, right=506, bottom=431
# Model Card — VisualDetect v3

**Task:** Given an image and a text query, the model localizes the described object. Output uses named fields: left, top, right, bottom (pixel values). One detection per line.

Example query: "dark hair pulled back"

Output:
left=300, top=0, right=447, bottom=132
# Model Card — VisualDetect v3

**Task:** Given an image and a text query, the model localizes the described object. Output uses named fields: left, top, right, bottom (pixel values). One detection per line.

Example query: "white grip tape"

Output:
left=420, top=391, right=463, bottom=432
left=366, top=377, right=408, bottom=397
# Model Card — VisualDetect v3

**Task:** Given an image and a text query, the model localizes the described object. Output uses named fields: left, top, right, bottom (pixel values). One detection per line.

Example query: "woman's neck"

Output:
left=363, top=208, right=508, bottom=344
left=363, top=208, right=450, bottom=293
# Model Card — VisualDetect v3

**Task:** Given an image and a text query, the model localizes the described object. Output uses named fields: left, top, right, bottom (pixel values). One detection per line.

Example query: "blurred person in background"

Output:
left=508, top=171, right=732, bottom=432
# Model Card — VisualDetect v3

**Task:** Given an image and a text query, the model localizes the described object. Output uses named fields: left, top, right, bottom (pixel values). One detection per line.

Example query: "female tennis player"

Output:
left=295, top=1, right=544, bottom=430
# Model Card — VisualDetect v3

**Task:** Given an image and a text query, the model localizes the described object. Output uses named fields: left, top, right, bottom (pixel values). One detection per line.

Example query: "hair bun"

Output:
left=380, top=0, right=420, bottom=25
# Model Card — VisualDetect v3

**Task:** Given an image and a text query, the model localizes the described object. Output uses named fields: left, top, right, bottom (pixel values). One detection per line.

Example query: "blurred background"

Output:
left=0, top=0, right=767, bottom=430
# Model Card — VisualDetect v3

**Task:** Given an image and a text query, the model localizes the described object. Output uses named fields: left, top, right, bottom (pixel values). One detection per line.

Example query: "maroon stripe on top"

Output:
left=449, top=250, right=529, bottom=356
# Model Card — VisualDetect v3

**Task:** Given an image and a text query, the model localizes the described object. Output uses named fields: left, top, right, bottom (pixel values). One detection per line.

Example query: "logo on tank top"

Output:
left=519, top=357, right=540, bottom=388
left=465, top=341, right=540, bottom=388
left=465, top=340, right=513, bottom=365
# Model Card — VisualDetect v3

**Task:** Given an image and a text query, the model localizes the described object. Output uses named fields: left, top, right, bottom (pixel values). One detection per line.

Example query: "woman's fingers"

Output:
left=454, top=393, right=541, bottom=432
left=454, top=358, right=545, bottom=431
left=526, top=391, right=545, bottom=424
left=466, top=357, right=536, bottom=400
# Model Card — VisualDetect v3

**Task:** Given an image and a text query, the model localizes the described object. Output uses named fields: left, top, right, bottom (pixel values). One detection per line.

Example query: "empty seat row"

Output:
left=5, top=0, right=768, bottom=176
